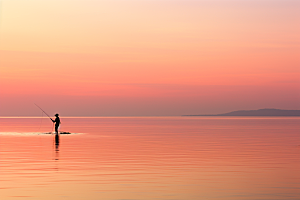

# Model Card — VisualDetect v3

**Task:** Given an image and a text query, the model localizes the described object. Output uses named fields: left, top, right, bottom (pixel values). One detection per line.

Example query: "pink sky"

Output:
left=0, top=0, right=299, bottom=116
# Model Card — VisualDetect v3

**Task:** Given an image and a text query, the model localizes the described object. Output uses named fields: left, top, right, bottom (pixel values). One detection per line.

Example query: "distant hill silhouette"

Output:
left=184, top=109, right=300, bottom=116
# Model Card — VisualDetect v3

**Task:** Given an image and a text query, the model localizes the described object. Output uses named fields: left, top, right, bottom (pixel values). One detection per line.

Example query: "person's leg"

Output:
left=55, top=125, right=59, bottom=134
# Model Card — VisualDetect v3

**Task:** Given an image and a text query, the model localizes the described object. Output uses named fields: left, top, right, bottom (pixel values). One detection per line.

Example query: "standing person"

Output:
left=52, top=113, right=61, bottom=134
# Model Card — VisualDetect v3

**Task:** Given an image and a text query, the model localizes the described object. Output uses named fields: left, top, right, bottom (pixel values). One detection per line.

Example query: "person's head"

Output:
left=55, top=113, right=59, bottom=117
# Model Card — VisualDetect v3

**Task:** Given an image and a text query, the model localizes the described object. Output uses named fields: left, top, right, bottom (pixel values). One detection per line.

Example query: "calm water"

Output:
left=0, top=117, right=299, bottom=200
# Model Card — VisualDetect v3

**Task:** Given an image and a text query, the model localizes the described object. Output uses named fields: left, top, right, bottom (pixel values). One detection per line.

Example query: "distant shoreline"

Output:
left=1, top=109, right=300, bottom=117
left=183, top=109, right=300, bottom=117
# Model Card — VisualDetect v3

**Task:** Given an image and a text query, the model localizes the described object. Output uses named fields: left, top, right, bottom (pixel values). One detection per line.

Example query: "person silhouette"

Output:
left=51, top=113, right=61, bottom=134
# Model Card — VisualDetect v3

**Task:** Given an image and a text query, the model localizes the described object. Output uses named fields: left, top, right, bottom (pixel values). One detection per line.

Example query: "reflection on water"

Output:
left=55, top=134, right=59, bottom=161
left=0, top=117, right=299, bottom=200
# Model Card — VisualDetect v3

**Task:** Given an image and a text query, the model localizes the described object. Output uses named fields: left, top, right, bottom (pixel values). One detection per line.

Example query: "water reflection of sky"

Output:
left=0, top=117, right=299, bottom=200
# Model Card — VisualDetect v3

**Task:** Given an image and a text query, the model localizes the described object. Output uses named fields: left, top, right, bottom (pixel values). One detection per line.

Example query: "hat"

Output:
left=55, top=113, right=59, bottom=116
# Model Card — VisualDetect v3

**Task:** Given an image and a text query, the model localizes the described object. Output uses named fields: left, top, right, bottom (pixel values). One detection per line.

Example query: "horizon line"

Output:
left=1, top=116, right=300, bottom=119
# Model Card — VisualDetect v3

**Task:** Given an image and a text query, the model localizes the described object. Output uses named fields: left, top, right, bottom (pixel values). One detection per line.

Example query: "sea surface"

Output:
left=0, top=117, right=299, bottom=200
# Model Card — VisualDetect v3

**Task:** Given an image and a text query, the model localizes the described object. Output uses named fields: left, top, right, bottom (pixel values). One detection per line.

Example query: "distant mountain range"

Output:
left=183, top=109, right=300, bottom=116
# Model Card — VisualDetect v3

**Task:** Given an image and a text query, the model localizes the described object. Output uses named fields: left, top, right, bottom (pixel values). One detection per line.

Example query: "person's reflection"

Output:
left=55, top=133, right=59, bottom=161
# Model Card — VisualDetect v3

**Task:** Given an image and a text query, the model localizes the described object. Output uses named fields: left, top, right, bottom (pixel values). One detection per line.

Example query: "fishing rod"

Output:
left=34, top=103, right=53, bottom=122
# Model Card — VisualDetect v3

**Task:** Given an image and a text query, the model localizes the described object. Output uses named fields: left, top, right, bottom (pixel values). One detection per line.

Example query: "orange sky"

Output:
left=0, top=0, right=299, bottom=116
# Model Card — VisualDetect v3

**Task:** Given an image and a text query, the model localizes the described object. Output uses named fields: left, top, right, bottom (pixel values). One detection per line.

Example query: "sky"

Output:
left=0, top=0, right=299, bottom=116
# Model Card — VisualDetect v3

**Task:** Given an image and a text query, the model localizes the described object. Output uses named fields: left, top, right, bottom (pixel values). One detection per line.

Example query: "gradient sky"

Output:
left=0, top=0, right=299, bottom=116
